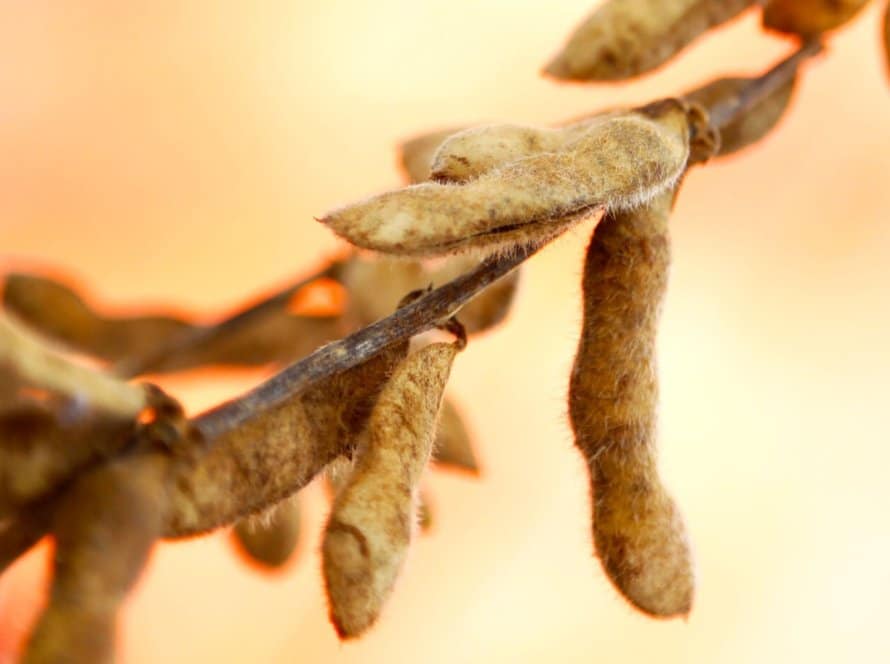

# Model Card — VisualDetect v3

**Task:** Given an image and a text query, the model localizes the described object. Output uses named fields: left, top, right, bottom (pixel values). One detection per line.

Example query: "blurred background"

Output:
left=2, top=1, right=890, bottom=662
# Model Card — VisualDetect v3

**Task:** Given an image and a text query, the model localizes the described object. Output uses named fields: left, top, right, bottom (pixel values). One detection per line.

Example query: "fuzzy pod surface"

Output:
left=544, top=0, right=757, bottom=81
left=323, top=342, right=458, bottom=638
left=568, top=190, right=694, bottom=617
left=163, top=341, right=409, bottom=537
left=23, top=452, right=169, bottom=664
left=321, top=104, right=694, bottom=258
left=685, top=75, right=796, bottom=156
left=762, top=0, right=871, bottom=36
left=398, top=127, right=467, bottom=183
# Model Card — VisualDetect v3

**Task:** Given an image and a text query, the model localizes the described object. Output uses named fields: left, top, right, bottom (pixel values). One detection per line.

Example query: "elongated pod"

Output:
left=321, top=102, right=696, bottom=258
left=545, top=0, right=757, bottom=81
left=762, top=0, right=870, bottom=36
left=23, top=452, right=169, bottom=664
left=322, top=342, right=458, bottom=638
left=568, top=190, right=693, bottom=617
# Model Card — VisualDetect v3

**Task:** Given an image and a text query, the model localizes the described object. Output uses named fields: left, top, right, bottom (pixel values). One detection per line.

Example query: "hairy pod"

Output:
left=568, top=190, right=694, bottom=617
left=762, top=0, right=871, bottom=36
left=232, top=497, right=302, bottom=570
left=0, top=311, right=147, bottom=417
left=685, top=75, right=796, bottom=156
left=428, top=116, right=616, bottom=183
left=544, top=0, right=757, bottom=81
left=23, top=452, right=169, bottom=664
left=322, top=342, right=458, bottom=638
left=163, top=341, right=410, bottom=537
left=321, top=103, right=695, bottom=258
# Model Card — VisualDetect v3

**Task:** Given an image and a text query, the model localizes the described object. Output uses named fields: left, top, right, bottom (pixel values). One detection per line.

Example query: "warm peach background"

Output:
left=2, top=1, right=890, bottom=662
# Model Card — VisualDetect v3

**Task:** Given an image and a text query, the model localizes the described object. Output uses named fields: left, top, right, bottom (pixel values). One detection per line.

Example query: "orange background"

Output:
left=2, top=1, right=890, bottom=662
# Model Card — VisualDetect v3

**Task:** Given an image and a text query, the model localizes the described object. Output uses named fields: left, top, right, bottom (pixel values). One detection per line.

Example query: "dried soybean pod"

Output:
left=685, top=75, right=796, bottom=156
left=399, top=127, right=467, bottom=183
left=0, top=311, right=147, bottom=418
left=321, top=103, right=693, bottom=258
left=544, top=0, right=757, bottom=81
left=322, top=342, right=458, bottom=638
left=23, top=452, right=169, bottom=664
left=432, top=397, right=479, bottom=474
left=3, top=273, right=192, bottom=361
left=232, top=497, right=302, bottom=570
left=429, top=113, right=623, bottom=183
left=163, top=340, right=410, bottom=537
left=762, top=0, right=870, bottom=36
left=568, top=190, right=694, bottom=617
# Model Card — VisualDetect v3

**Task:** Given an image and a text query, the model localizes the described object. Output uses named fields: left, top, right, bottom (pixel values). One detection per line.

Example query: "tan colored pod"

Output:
left=568, top=190, right=694, bottom=617
left=23, top=452, right=169, bottom=664
left=321, top=104, right=694, bottom=258
left=322, top=342, right=458, bottom=638
left=544, top=0, right=757, bottom=81
left=232, top=497, right=302, bottom=570
left=398, top=127, right=466, bottom=183
left=0, top=311, right=147, bottom=418
left=762, top=0, right=870, bottom=36
left=685, top=75, right=796, bottom=156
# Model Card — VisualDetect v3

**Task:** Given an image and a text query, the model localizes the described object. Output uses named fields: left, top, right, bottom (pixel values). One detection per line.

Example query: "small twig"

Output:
left=112, top=261, right=341, bottom=378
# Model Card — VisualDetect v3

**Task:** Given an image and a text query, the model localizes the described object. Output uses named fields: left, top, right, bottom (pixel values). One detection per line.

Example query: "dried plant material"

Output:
left=3, top=272, right=342, bottom=374
left=164, top=341, right=410, bottom=537
left=340, top=255, right=519, bottom=335
left=685, top=75, right=796, bottom=156
left=323, top=342, right=458, bottom=638
left=427, top=112, right=633, bottom=183
left=762, top=0, right=870, bottom=36
left=232, top=498, right=302, bottom=570
left=544, top=0, right=757, bottom=81
left=3, top=273, right=191, bottom=362
left=569, top=190, right=694, bottom=617
left=432, top=397, right=479, bottom=474
left=321, top=103, right=696, bottom=258
left=0, top=403, right=137, bottom=519
left=0, top=311, right=147, bottom=417
left=23, top=452, right=169, bottom=664
left=399, top=127, right=467, bottom=183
